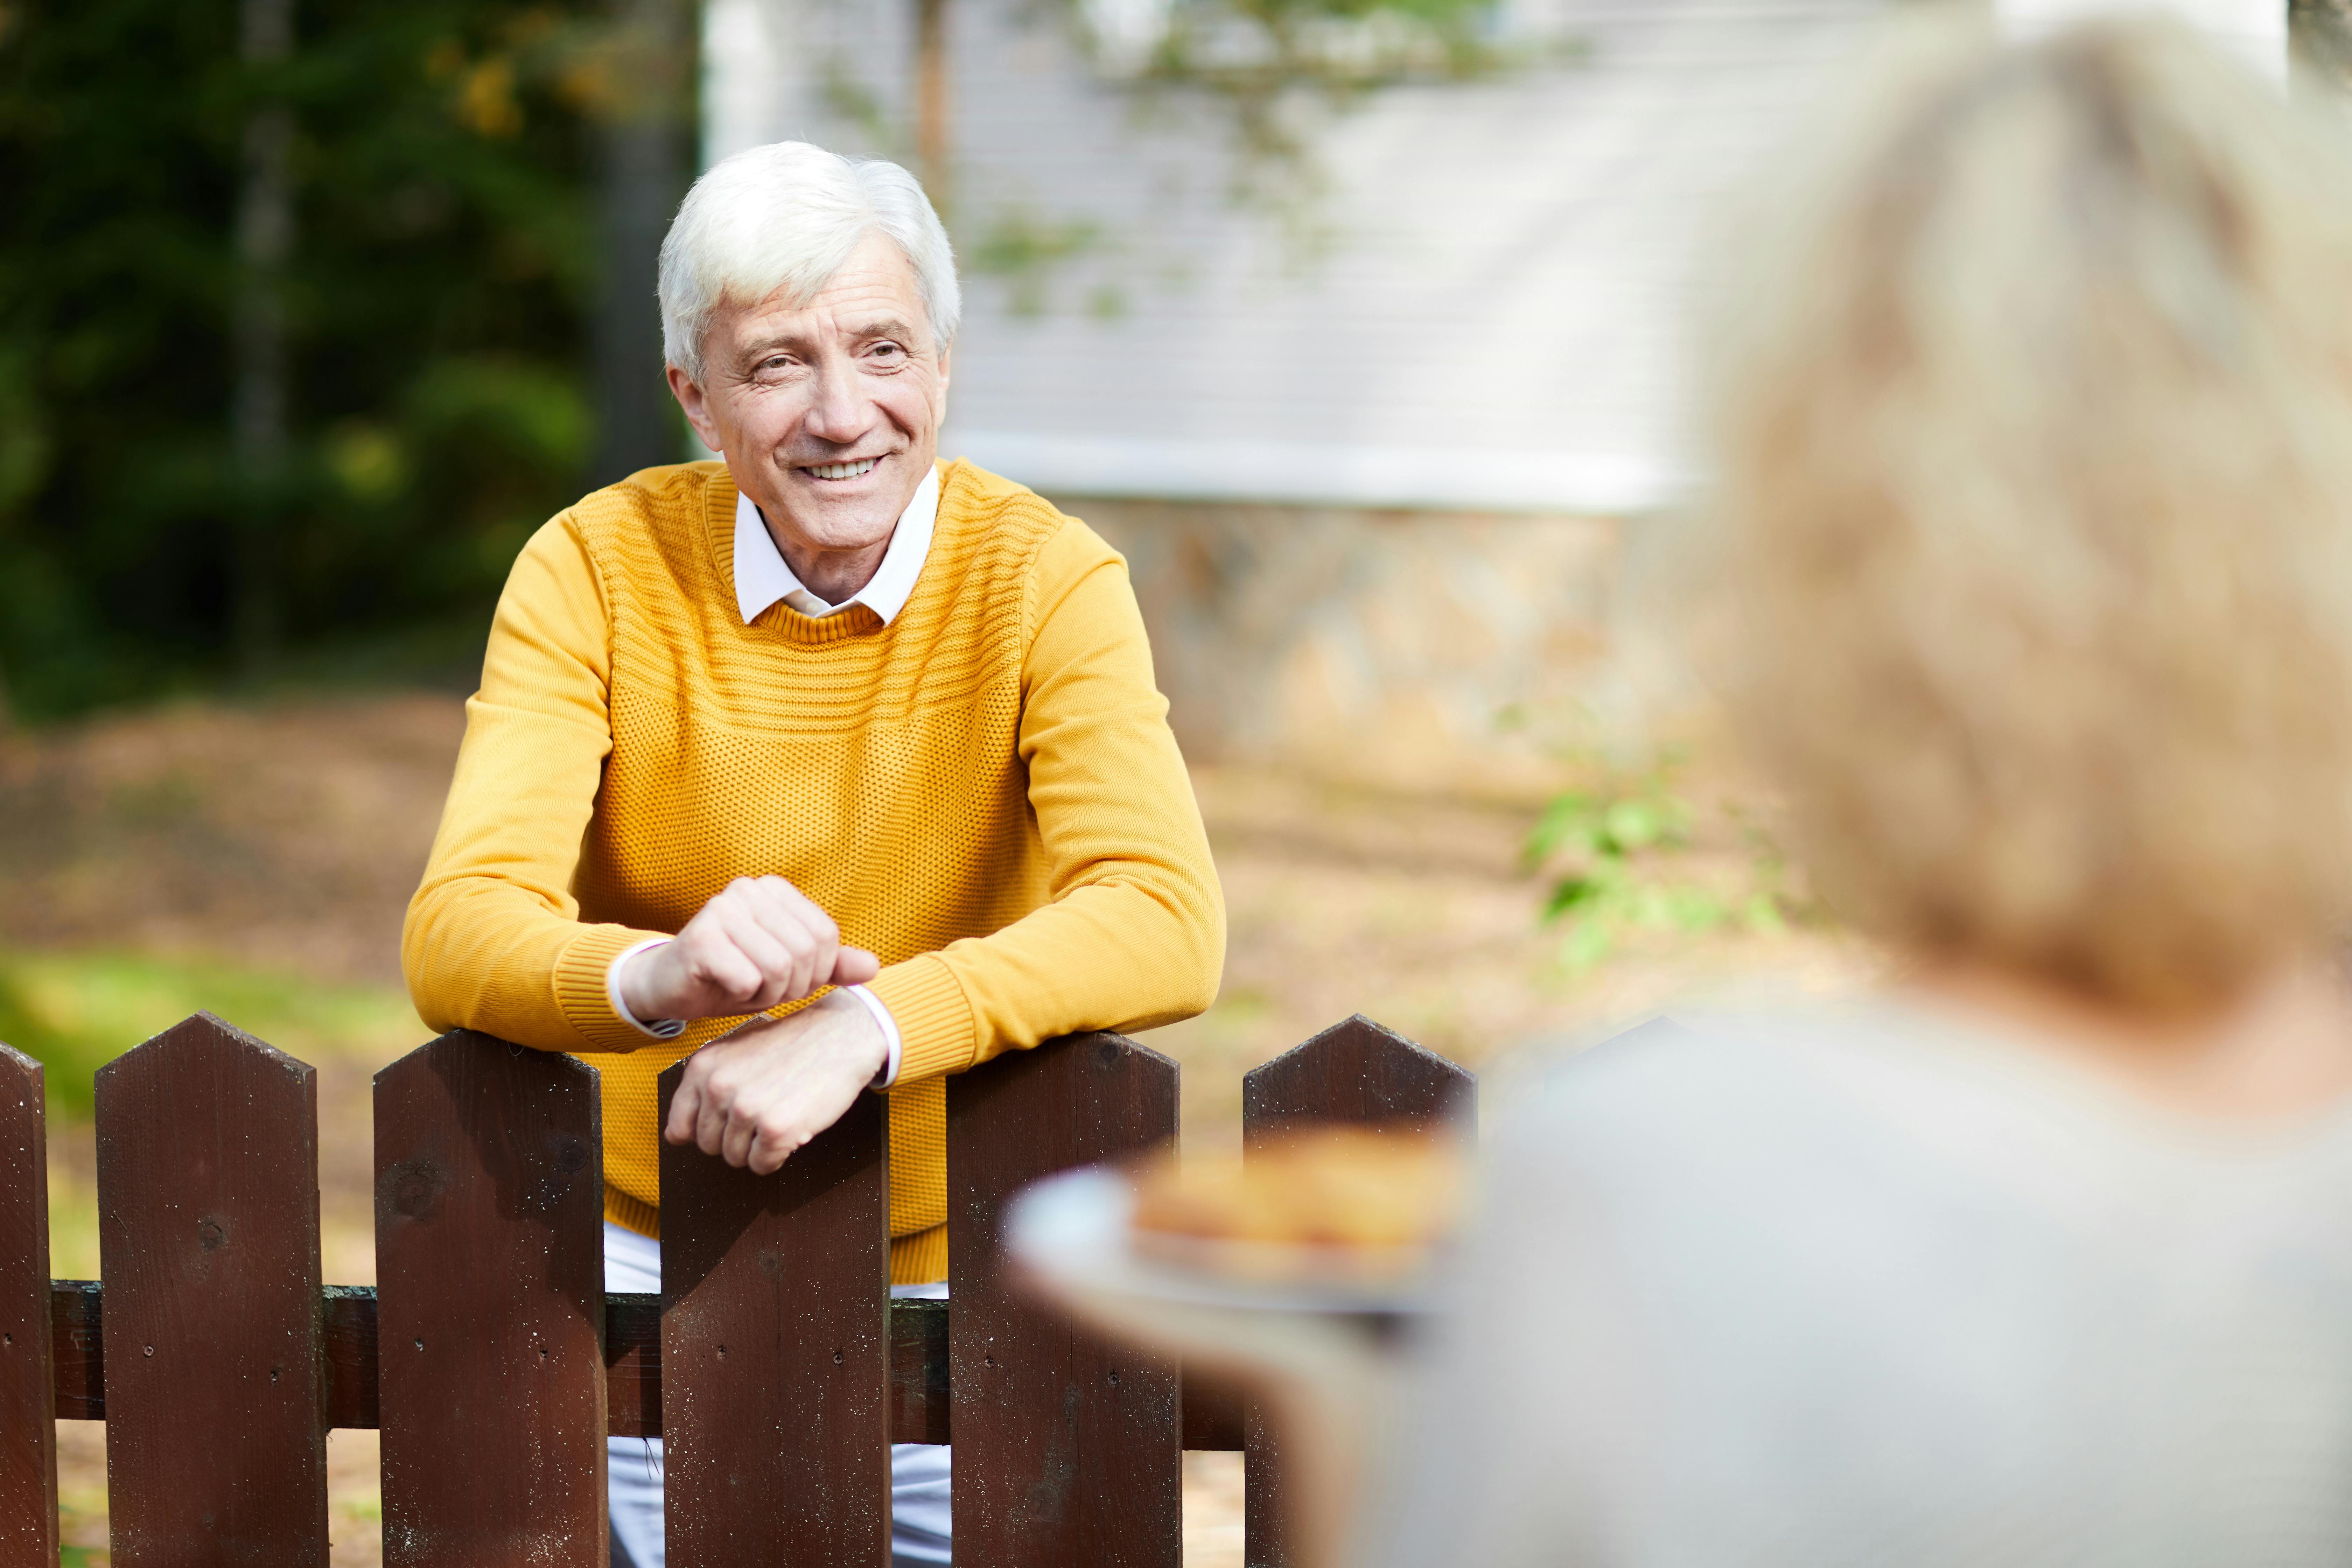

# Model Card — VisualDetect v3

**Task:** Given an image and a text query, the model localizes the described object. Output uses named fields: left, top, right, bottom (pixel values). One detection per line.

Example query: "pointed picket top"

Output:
left=1242, top=1013, right=1474, bottom=1144
left=93, top=1008, right=315, bottom=1094
left=0, top=1039, right=58, bottom=1568
left=95, top=1010, right=329, bottom=1566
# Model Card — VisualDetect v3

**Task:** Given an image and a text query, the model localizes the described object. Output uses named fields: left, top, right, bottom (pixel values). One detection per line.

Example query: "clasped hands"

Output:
left=618, top=875, right=888, bottom=1176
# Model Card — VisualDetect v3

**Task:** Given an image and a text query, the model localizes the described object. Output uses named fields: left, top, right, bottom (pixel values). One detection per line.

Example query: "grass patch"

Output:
left=0, top=948, right=426, bottom=1111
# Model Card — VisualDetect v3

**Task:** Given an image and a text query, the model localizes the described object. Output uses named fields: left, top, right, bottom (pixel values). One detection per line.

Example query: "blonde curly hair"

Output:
left=1701, top=13, right=2352, bottom=1012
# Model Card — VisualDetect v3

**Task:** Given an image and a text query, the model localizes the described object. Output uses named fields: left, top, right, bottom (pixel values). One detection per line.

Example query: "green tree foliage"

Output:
left=0, top=0, right=609, bottom=716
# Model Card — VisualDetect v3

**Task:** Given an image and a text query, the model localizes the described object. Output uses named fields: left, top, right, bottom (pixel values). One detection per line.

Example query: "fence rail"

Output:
left=0, top=1013, right=1471, bottom=1567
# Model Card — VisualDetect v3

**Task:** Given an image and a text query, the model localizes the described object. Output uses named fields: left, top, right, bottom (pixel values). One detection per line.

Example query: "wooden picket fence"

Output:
left=0, top=1011, right=1471, bottom=1567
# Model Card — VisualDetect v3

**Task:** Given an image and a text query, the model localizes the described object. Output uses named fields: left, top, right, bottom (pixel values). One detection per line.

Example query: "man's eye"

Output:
left=869, top=343, right=902, bottom=360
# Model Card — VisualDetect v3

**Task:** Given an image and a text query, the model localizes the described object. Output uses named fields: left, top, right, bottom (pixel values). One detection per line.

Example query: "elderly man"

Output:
left=401, top=141, right=1225, bottom=1567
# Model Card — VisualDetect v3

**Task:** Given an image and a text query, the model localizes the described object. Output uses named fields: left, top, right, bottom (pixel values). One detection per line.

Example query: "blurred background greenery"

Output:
left=0, top=0, right=696, bottom=719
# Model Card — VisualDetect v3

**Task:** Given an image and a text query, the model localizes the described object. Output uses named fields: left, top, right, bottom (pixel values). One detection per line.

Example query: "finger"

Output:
left=748, top=1126, right=799, bottom=1176
left=681, top=928, right=771, bottom=1010
left=663, top=1074, right=703, bottom=1144
left=751, top=878, right=842, bottom=997
left=707, top=909, right=802, bottom=1009
left=693, top=1075, right=734, bottom=1156
left=830, top=946, right=881, bottom=985
left=748, top=876, right=838, bottom=980
left=741, top=896, right=830, bottom=1003
left=721, top=1110, right=760, bottom=1169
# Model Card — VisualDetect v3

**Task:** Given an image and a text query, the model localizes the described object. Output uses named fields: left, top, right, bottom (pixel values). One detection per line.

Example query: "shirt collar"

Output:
left=733, top=462, right=940, bottom=628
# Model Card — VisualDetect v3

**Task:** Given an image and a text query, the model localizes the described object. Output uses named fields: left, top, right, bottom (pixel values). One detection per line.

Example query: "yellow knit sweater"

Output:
left=401, top=458, right=1224, bottom=1282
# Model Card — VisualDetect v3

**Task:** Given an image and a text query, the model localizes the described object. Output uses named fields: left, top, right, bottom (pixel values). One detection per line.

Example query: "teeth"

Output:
left=808, top=459, right=877, bottom=480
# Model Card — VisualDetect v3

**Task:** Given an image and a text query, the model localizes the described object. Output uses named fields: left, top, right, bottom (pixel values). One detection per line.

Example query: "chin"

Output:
left=792, top=494, right=906, bottom=551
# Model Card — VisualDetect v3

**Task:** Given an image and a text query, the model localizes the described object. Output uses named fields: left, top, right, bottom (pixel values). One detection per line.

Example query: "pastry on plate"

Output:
left=1128, top=1126, right=1466, bottom=1283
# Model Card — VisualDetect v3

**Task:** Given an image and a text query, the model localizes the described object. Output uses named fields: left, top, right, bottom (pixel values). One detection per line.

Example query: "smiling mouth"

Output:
left=803, top=457, right=880, bottom=481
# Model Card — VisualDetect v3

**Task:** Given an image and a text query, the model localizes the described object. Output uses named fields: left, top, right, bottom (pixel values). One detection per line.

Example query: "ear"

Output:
left=667, top=364, right=725, bottom=454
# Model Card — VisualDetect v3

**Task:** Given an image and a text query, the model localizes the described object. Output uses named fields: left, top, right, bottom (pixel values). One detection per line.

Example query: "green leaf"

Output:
left=1541, top=876, right=1601, bottom=922
left=1559, top=919, right=1614, bottom=970
left=1664, top=886, right=1727, bottom=932
left=1601, top=798, right=1663, bottom=852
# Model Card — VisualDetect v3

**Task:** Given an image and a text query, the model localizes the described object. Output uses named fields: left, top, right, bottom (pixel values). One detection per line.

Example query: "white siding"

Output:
left=704, top=0, right=1897, bottom=512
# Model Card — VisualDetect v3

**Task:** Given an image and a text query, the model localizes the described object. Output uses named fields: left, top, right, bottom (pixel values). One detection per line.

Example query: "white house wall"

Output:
left=701, top=0, right=1895, bottom=514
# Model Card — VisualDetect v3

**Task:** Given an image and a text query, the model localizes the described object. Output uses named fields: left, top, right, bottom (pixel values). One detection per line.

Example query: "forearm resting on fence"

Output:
left=863, top=540, right=1227, bottom=1085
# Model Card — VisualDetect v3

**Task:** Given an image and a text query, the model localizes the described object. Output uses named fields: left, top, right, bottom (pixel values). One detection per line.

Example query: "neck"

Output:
left=773, top=527, right=892, bottom=606
left=1903, top=954, right=2352, bottom=1120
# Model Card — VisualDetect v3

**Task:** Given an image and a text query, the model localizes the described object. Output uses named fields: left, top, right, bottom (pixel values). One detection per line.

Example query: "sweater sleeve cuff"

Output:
left=864, top=957, right=974, bottom=1084
left=555, top=923, right=677, bottom=1052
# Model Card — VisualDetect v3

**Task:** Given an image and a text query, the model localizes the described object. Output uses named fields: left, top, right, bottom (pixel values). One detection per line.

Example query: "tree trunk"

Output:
left=232, top=0, right=293, bottom=675
left=915, top=0, right=951, bottom=214
left=592, top=0, right=698, bottom=488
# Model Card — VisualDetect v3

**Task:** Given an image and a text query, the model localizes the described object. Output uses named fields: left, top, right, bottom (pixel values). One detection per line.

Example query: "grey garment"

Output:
left=1366, top=1003, right=2352, bottom=1568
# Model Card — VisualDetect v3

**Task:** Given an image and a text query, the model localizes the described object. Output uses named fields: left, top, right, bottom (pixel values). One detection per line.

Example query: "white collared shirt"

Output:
left=603, top=465, right=943, bottom=1084
left=732, top=462, right=939, bottom=628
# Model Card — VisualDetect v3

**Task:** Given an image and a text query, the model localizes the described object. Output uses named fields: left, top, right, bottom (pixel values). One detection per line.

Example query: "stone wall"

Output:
left=1055, top=496, right=1631, bottom=798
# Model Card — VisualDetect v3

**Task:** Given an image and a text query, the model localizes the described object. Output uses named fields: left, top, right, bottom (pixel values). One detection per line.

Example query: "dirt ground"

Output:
left=4, top=691, right=1876, bottom=1563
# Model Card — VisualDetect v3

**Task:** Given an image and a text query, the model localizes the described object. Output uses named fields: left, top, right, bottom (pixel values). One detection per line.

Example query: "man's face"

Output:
left=669, top=231, right=950, bottom=554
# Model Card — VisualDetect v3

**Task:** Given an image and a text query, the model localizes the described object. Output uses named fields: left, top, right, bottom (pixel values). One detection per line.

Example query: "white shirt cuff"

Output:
left=842, top=984, right=903, bottom=1088
left=606, top=938, right=687, bottom=1040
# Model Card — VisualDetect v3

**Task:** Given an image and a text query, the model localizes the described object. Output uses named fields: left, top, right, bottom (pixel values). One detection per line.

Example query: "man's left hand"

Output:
left=663, top=989, right=889, bottom=1174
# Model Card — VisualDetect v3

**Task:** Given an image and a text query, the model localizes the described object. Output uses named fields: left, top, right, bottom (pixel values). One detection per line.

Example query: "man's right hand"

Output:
left=618, top=876, right=880, bottom=1025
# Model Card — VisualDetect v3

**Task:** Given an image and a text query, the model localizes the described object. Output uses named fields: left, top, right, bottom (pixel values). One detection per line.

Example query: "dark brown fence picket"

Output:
left=94, top=1013, right=331, bottom=1565
left=374, top=1031, right=606, bottom=1567
left=0, top=1042, right=56, bottom=1568
left=658, top=1054, right=892, bottom=1567
left=948, top=1032, right=1183, bottom=1568
left=1240, top=1015, right=1475, bottom=1568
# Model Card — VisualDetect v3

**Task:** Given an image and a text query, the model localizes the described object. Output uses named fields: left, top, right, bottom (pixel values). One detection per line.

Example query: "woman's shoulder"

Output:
left=1490, top=997, right=2352, bottom=1236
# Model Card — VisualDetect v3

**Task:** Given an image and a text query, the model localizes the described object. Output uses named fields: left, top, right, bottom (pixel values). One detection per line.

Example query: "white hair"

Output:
left=657, top=141, right=961, bottom=384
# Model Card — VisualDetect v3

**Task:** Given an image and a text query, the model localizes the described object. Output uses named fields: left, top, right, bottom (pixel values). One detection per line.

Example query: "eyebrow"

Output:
left=736, top=316, right=922, bottom=364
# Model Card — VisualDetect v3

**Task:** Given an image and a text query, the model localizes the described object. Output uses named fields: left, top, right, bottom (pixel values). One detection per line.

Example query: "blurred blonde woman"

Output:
left=1367, top=15, right=2352, bottom=1566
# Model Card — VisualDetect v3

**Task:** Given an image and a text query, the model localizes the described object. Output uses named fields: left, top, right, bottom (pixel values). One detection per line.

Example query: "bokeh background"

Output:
left=4, top=0, right=2332, bottom=1559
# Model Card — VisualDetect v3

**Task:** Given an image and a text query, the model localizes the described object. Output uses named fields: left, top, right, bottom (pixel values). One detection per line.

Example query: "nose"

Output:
left=802, top=361, right=874, bottom=448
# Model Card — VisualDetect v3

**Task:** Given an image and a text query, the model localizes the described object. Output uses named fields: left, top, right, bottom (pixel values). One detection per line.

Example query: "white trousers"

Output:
left=604, top=1222, right=953, bottom=1568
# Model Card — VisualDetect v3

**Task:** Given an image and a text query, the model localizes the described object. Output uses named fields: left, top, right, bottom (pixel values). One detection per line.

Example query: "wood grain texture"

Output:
left=53, top=1282, right=1204, bottom=1450
left=890, top=1296, right=950, bottom=1446
left=51, top=1282, right=371, bottom=1431
left=94, top=1012, right=330, bottom=1566
left=0, top=1042, right=56, bottom=1568
left=606, top=1291, right=661, bottom=1439
left=1241, top=1015, right=1475, bottom=1146
left=658, top=1066, right=891, bottom=1567
left=1240, top=1016, right=1474, bottom=1568
left=949, top=1032, right=1183, bottom=1568
left=322, top=1286, right=379, bottom=1431
left=374, top=1031, right=606, bottom=1568
left=47, top=1283, right=100, bottom=1423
